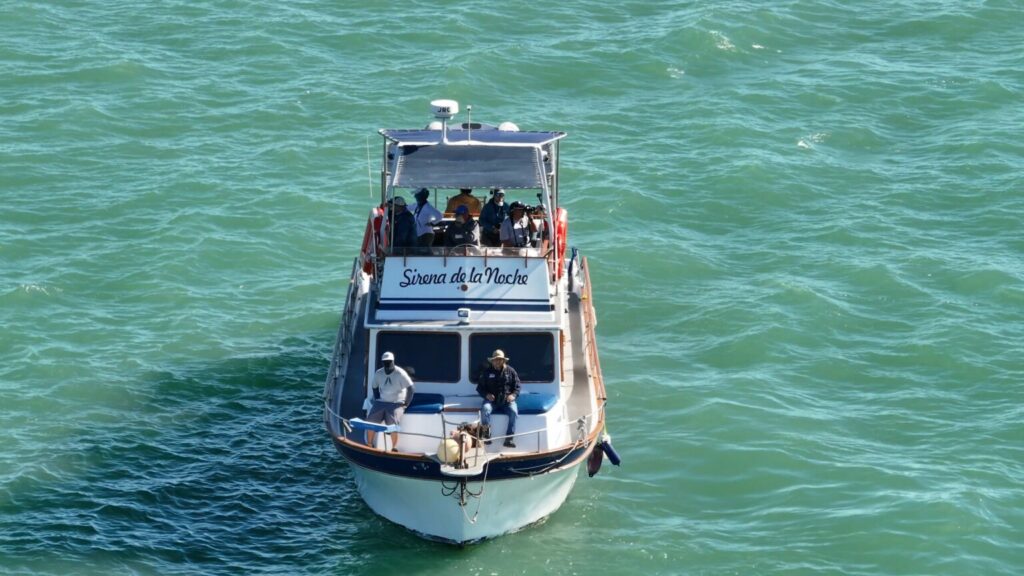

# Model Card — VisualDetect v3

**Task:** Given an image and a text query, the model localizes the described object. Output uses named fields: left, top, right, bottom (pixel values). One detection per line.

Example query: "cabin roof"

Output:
left=379, top=129, right=565, bottom=146
left=391, top=144, right=549, bottom=189
left=380, top=127, right=565, bottom=190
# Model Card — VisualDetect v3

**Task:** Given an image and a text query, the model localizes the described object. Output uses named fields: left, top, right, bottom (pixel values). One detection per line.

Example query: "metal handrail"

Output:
left=323, top=257, right=364, bottom=439
left=382, top=245, right=548, bottom=259
left=324, top=397, right=601, bottom=454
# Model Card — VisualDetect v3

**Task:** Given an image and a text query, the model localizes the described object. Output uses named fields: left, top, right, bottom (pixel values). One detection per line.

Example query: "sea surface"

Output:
left=2, top=1, right=1022, bottom=574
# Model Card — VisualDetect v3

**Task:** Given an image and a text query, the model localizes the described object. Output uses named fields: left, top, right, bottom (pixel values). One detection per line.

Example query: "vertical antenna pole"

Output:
left=366, top=136, right=373, bottom=197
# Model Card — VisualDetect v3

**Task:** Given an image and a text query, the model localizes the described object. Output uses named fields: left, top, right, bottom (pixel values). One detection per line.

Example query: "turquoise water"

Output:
left=2, top=1, right=1022, bottom=574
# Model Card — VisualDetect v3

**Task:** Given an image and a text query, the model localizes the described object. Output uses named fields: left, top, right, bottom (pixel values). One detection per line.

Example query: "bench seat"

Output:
left=516, top=392, right=558, bottom=415
left=405, top=393, right=445, bottom=414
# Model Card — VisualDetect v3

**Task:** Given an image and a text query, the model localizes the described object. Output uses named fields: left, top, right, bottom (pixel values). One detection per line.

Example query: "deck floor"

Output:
left=338, top=297, right=369, bottom=440
left=332, top=289, right=597, bottom=445
left=564, top=292, right=596, bottom=424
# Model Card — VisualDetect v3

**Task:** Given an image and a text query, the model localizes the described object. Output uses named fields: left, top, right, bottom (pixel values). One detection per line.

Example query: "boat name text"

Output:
left=399, top=266, right=530, bottom=288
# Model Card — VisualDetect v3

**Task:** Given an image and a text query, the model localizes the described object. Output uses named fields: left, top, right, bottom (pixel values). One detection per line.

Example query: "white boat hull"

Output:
left=351, top=461, right=582, bottom=543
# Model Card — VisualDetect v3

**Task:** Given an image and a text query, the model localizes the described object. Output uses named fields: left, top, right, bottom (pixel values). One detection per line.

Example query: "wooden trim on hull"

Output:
left=580, top=256, right=607, bottom=404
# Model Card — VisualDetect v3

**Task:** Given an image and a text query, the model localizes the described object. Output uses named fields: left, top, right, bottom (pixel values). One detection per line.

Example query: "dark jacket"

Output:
left=391, top=209, right=417, bottom=248
left=476, top=364, right=521, bottom=405
left=445, top=218, right=480, bottom=247
left=479, top=199, right=509, bottom=233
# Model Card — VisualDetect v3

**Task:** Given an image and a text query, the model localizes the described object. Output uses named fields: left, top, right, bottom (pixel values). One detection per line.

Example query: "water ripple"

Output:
left=2, top=0, right=1023, bottom=574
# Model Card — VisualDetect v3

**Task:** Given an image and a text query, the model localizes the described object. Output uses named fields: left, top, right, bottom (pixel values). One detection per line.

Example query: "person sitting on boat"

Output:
left=478, top=188, right=508, bottom=246
left=500, top=202, right=536, bottom=249
left=476, top=349, right=521, bottom=448
left=412, top=188, right=442, bottom=249
left=445, top=188, right=482, bottom=216
left=390, top=196, right=418, bottom=250
left=445, top=204, right=480, bottom=248
left=366, top=351, right=415, bottom=451
left=529, top=203, right=550, bottom=254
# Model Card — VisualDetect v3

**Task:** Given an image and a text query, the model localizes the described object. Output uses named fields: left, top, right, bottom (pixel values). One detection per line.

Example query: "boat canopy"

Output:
left=381, top=129, right=566, bottom=190
left=393, top=145, right=547, bottom=189
left=380, top=129, right=565, bottom=146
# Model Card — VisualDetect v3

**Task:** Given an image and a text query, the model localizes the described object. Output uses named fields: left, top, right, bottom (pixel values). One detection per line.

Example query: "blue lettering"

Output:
left=399, top=268, right=448, bottom=288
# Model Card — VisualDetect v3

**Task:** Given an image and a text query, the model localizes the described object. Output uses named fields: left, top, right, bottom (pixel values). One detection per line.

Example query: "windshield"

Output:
left=375, top=331, right=460, bottom=382
left=469, top=332, right=555, bottom=383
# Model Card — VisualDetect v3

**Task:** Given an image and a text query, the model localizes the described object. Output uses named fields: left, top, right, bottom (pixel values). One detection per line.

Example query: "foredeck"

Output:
left=327, top=252, right=604, bottom=454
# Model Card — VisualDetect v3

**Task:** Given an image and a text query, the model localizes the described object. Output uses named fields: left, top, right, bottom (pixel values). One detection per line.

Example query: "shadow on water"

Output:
left=0, top=330, right=453, bottom=575
left=0, top=327, right=620, bottom=575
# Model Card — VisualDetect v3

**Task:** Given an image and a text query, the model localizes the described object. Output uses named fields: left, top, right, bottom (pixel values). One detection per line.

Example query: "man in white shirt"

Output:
left=500, top=201, right=535, bottom=248
left=366, top=351, right=415, bottom=451
left=412, top=188, right=442, bottom=250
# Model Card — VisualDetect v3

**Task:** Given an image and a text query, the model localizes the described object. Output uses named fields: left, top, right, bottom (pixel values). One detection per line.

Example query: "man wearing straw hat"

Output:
left=476, top=349, right=521, bottom=448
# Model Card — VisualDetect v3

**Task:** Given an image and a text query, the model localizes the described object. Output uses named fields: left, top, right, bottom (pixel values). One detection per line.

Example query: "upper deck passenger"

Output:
left=445, top=188, right=482, bottom=216
left=412, top=188, right=442, bottom=247
left=479, top=188, right=509, bottom=247
left=500, top=201, right=535, bottom=248
left=390, top=196, right=418, bottom=249
left=445, top=205, right=480, bottom=248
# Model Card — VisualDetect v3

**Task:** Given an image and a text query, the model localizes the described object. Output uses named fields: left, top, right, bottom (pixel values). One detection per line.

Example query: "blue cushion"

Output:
left=348, top=418, right=399, bottom=432
left=406, top=393, right=445, bottom=414
left=517, top=393, right=558, bottom=415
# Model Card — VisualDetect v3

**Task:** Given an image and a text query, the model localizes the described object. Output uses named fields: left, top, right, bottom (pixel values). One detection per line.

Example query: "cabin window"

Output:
left=469, top=332, right=555, bottom=383
left=375, top=331, right=460, bottom=382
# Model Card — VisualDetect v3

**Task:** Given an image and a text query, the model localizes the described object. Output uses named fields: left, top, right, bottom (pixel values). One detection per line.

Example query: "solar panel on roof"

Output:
left=380, top=129, right=565, bottom=146
left=393, top=144, right=545, bottom=189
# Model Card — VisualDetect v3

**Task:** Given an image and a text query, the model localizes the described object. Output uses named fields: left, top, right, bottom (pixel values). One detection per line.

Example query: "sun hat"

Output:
left=381, top=351, right=395, bottom=362
left=488, top=349, right=508, bottom=361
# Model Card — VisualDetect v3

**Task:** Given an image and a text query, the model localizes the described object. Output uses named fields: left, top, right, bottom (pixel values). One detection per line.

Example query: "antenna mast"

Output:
left=430, top=99, right=459, bottom=144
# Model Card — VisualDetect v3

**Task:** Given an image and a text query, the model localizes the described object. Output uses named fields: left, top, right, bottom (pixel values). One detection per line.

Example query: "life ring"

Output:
left=556, top=207, right=568, bottom=279
left=360, top=207, right=384, bottom=275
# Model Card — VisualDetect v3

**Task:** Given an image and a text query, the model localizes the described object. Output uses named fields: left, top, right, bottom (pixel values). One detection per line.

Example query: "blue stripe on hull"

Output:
left=381, top=297, right=549, bottom=302
left=377, top=302, right=554, bottom=312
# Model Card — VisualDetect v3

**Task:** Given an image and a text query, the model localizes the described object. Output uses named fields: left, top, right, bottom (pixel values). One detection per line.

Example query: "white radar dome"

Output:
left=498, top=121, right=520, bottom=132
left=425, top=120, right=443, bottom=130
left=430, top=99, right=459, bottom=119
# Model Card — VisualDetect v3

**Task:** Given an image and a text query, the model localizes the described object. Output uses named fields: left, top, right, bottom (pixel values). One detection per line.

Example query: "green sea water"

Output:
left=2, top=1, right=1022, bottom=574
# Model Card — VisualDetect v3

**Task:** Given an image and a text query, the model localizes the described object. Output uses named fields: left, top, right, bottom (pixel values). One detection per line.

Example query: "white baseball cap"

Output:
left=381, top=351, right=395, bottom=362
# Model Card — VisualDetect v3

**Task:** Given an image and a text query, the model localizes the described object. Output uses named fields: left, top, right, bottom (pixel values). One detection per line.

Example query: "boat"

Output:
left=323, top=100, right=614, bottom=544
